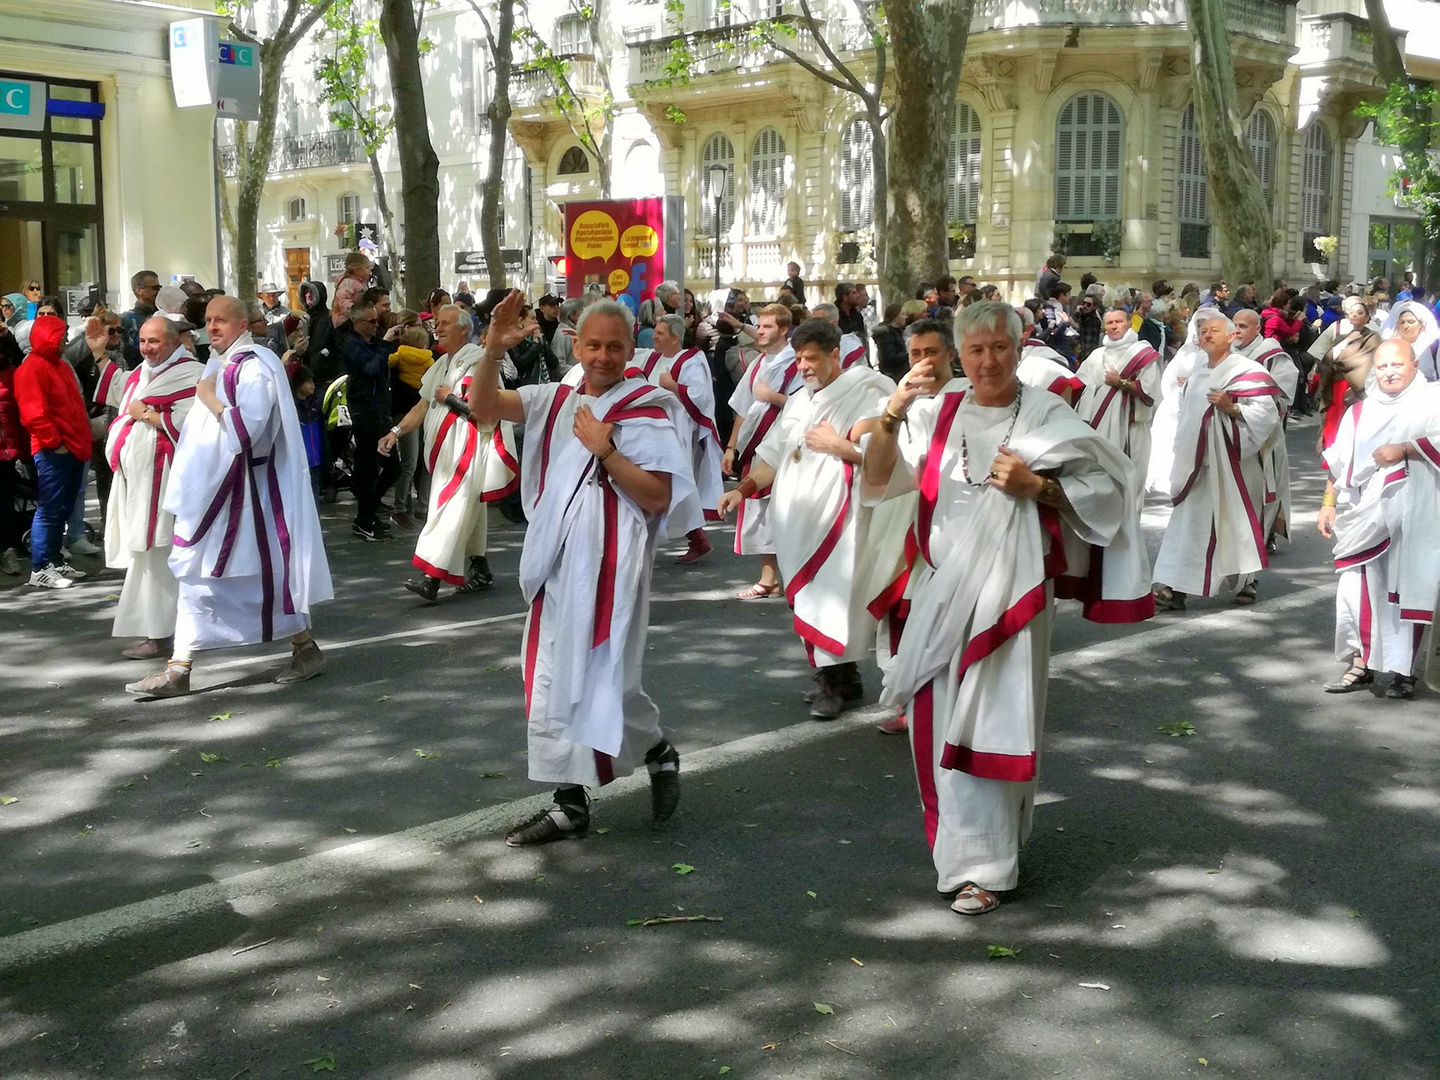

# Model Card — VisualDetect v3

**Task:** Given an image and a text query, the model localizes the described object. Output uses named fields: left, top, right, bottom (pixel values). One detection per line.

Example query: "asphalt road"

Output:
left=0, top=420, right=1435, bottom=1080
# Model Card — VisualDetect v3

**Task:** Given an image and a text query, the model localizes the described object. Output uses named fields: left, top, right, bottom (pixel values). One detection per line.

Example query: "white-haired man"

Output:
left=861, top=300, right=1152, bottom=916
left=719, top=317, right=895, bottom=718
left=724, top=302, right=805, bottom=598
left=629, top=312, right=722, bottom=564
left=125, top=296, right=333, bottom=697
left=470, top=293, right=699, bottom=845
left=382, top=304, right=518, bottom=602
left=1017, top=306, right=1084, bottom=404
left=106, top=317, right=205, bottom=659
left=1075, top=307, right=1161, bottom=477
left=1318, top=339, right=1432, bottom=698
left=1233, top=308, right=1299, bottom=551
left=813, top=302, right=867, bottom=370
left=1152, top=308, right=1282, bottom=610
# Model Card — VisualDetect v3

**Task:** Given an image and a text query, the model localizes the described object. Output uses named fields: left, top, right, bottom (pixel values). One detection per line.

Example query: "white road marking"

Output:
left=0, top=582, right=1334, bottom=972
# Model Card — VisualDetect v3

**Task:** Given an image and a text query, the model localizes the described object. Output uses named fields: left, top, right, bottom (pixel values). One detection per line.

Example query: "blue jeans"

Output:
left=33, top=449, right=85, bottom=570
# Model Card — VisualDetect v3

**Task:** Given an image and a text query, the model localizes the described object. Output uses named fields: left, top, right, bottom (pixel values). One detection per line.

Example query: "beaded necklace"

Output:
left=957, top=387, right=1022, bottom=486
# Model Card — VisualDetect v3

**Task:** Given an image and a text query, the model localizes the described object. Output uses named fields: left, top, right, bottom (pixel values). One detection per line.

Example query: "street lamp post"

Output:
left=707, top=162, right=728, bottom=292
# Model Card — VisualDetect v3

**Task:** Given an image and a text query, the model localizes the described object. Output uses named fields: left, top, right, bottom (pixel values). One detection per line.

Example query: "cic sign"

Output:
left=0, top=78, right=46, bottom=132
left=169, top=19, right=261, bottom=120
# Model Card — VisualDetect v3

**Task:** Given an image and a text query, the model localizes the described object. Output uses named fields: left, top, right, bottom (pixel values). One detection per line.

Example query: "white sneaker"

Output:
left=29, top=567, right=73, bottom=589
left=68, top=537, right=102, bottom=556
left=54, top=562, right=87, bottom=581
left=0, top=548, right=19, bottom=575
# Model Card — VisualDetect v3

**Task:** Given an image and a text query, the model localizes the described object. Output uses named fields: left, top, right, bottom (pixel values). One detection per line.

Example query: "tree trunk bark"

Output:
left=481, top=0, right=515, bottom=290
left=233, top=36, right=289, bottom=300
left=1186, top=0, right=1273, bottom=289
left=879, top=0, right=972, bottom=308
left=368, top=151, right=401, bottom=297
left=380, top=0, right=442, bottom=309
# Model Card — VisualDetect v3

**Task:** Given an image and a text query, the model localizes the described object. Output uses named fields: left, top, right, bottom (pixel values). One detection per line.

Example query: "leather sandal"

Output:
left=950, top=881, right=1001, bottom=916
left=1324, top=660, right=1373, bottom=693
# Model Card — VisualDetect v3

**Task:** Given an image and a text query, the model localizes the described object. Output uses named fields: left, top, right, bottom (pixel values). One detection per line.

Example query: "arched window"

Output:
left=287, top=197, right=307, bottom=222
left=1177, top=103, right=1209, bottom=259
left=947, top=102, right=983, bottom=227
left=700, top=132, right=736, bottom=233
left=1302, top=122, right=1332, bottom=261
left=1054, top=91, right=1123, bottom=223
left=338, top=192, right=360, bottom=226
left=838, top=117, right=873, bottom=232
left=557, top=145, right=589, bottom=175
left=749, top=127, right=786, bottom=235
left=1245, top=109, right=1274, bottom=204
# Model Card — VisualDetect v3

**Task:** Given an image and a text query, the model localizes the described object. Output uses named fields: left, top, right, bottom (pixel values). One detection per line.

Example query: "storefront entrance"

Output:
left=0, top=74, right=104, bottom=312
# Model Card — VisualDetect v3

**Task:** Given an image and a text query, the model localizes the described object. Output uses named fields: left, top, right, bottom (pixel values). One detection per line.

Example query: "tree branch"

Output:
left=795, top=0, right=870, bottom=97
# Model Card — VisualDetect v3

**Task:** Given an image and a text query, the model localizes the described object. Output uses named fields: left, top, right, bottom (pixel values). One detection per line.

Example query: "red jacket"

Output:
left=0, top=365, right=25, bottom=461
left=15, top=316, right=92, bottom=460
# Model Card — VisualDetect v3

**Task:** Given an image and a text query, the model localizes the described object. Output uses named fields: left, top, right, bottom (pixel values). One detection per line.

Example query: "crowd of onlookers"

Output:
left=4, top=250, right=1436, bottom=587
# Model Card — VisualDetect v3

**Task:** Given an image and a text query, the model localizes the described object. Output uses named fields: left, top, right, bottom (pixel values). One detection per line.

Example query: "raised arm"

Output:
left=468, top=289, right=529, bottom=425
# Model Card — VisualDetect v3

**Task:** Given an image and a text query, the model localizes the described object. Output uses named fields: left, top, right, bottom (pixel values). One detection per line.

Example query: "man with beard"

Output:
left=718, top=318, right=895, bottom=718
left=106, top=317, right=204, bottom=659
left=469, top=293, right=698, bottom=846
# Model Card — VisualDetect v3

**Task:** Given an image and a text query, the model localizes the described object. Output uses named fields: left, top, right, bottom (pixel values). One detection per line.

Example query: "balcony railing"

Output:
left=970, top=0, right=1290, bottom=44
left=218, top=129, right=367, bottom=178
left=1295, top=12, right=1396, bottom=68
left=509, top=55, right=603, bottom=108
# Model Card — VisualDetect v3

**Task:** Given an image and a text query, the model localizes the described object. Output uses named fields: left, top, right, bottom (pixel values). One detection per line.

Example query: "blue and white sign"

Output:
left=216, top=39, right=261, bottom=121
left=0, top=78, right=46, bottom=132
left=169, top=17, right=220, bottom=109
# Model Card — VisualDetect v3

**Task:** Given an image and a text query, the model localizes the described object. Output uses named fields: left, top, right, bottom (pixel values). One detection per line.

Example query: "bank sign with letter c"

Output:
left=0, top=79, right=45, bottom=131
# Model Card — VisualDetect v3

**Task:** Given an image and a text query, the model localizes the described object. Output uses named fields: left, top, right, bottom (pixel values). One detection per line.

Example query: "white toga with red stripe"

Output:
left=515, top=379, right=695, bottom=788
left=861, top=383, right=1148, bottom=893
left=1323, top=380, right=1431, bottom=675
left=754, top=366, right=894, bottom=668
left=1018, top=341, right=1084, bottom=403
left=1394, top=384, right=1440, bottom=633
left=1151, top=354, right=1281, bottom=596
left=104, top=348, right=203, bottom=639
left=626, top=347, right=724, bottom=529
left=1239, top=335, right=1299, bottom=540
left=840, top=332, right=867, bottom=371
left=411, top=344, right=518, bottom=584
left=728, top=345, right=804, bottom=555
left=1075, top=332, right=1161, bottom=478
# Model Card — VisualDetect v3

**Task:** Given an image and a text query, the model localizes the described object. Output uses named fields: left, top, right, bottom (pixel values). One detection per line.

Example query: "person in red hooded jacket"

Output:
left=14, top=314, right=92, bottom=588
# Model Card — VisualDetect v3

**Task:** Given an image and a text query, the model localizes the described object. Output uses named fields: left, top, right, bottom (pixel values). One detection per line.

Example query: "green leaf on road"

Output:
left=672, top=863, right=695, bottom=875
left=0, top=796, right=17, bottom=805
left=1157, top=721, right=1197, bottom=737
left=303, top=1051, right=337, bottom=1072
left=986, top=945, right=1021, bottom=959
left=813, top=1002, right=834, bottom=1015
left=344, top=828, right=357, bottom=834
left=719, top=1068, right=732, bottom=1075
left=199, top=752, right=226, bottom=764
left=806, top=891, right=817, bottom=898
left=264, top=758, right=282, bottom=768
left=414, top=748, right=440, bottom=759
left=208, top=711, right=232, bottom=722
left=596, top=826, right=611, bottom=834
left=481, top=772, right=506, bottom=778
left=376, top=695, right=391, bottom=702
left=626, top=918, right=646, bottom=926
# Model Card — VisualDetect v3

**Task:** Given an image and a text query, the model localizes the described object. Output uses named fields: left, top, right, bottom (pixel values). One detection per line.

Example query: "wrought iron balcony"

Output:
left=218, top=128, right=368, bottom=178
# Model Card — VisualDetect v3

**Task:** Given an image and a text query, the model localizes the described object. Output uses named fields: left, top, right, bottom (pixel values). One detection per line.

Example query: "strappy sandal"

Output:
left=735, top=582, right=782, bottom=600
left=1324, top=659, right=1374, bottom=694
left=950, top=881, right=1001, bottom=916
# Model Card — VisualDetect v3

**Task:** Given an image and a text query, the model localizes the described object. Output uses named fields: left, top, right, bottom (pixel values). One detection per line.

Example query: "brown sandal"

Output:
left=950, top=881, right=1001, bottom=915
left=735, top=582, right=782, bottom=600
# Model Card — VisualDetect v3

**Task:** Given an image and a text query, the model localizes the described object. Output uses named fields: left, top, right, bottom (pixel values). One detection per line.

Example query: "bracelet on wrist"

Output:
left=1321, top=492, right=1337, bottom=507
left=736, top=477, right=758, bottom=498
left=597, top=443, right=616, bottom=464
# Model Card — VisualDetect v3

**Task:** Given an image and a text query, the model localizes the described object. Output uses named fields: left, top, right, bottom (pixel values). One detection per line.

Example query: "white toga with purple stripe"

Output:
left=164, top=334, right=333, bottom=650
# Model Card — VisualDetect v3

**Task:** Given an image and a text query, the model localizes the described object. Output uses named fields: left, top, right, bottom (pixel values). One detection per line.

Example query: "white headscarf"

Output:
left=1380, top=299, right=1438, bottom=361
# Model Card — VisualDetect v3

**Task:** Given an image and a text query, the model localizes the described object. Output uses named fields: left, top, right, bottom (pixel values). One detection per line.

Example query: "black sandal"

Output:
left=1324, top=660, right=1373, bottom=694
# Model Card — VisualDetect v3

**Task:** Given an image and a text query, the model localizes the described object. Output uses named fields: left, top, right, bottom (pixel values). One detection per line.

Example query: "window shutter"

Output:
left=952, top=103, right=982, bottom=225
left=750, top=128, right=786, bottom=235
left=1246, top=111, right=1273, bottom=201
left=461, top=40, right=476, bottom=135
left=1055, top=92, right=1124, bottom=222
left=701, top=133, right=736, bottom=234
left=1302, top=124, right=1331, bottom=233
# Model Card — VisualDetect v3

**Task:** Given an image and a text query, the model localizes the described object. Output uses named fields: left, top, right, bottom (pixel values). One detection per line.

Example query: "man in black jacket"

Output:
left=343, top=301, right=401, bottom=541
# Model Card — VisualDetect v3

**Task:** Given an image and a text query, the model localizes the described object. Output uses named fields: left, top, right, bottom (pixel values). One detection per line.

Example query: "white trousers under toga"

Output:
left=1335, top=565, right=1420, bottom=676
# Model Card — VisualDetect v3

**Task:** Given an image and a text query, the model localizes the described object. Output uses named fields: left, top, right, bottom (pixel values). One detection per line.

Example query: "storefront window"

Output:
left=52, top=140, right=96, bottom=204
left=47, top=84, right=95, bottom=137
left=0, top=135, right=44, bottom=201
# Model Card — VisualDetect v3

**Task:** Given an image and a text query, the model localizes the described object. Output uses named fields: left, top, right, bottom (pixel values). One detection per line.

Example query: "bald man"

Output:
left=1075, top=307, right=1161, bottom=477
left=126, top=296, right=333, bottom=697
